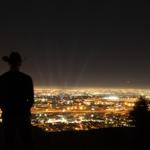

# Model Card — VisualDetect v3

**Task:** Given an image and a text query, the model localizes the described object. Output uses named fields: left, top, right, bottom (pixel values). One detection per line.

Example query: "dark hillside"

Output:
left=0, top=124, right=145, bottom=150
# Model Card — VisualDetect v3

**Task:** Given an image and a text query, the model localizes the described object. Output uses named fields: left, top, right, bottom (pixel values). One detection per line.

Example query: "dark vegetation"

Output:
left=0, top=124, right=134, bottom=150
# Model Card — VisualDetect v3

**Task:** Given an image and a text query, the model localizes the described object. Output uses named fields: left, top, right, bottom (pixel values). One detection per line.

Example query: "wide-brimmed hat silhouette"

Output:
left=2, top=52, right=22, bottom=64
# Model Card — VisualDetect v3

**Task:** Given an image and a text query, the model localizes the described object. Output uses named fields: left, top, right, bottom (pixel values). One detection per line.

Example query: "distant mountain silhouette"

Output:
left=0, top=123, right=142, bottom=150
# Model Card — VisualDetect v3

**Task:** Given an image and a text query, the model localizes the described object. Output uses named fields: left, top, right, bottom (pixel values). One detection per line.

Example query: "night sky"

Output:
left=0, top=1, right=150, bottom=88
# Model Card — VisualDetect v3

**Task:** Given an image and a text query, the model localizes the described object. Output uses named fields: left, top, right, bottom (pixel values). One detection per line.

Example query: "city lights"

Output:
left=1, top=87, right=150, bottom=132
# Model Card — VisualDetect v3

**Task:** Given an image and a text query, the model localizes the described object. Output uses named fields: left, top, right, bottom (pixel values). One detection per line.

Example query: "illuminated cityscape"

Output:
left=29, top=88, right=150, bottom=132
left=1, top=87, right=150, bottom=132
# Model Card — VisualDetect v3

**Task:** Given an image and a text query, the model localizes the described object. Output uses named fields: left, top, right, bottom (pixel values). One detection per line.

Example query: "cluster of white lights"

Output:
left=103, top=96, right=119, bottom=101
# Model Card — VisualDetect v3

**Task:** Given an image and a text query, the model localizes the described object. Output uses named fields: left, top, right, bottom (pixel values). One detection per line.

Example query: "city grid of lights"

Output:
left=1, top=87, right=150, bottom=132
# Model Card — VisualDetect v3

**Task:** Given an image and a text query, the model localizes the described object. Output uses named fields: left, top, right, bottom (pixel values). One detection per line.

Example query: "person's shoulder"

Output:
left=0, top=71, right=10, bottom=78
left=19, top=72, right=33, bottom=81
left=0, top=72, right=11, bottom=84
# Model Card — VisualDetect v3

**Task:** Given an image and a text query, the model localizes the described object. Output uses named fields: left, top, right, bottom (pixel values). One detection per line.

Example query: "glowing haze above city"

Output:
left=0, top=1, right=150, bottom=89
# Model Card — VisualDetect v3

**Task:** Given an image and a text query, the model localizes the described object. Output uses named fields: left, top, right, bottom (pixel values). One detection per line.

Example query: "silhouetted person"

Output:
left=129, top=96, right=150, bottom=149
left=0, top=52, right=34, bottom=150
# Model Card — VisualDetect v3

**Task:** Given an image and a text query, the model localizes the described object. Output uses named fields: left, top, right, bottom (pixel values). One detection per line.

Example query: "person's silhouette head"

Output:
left=2, top=52, right=22, bottom=71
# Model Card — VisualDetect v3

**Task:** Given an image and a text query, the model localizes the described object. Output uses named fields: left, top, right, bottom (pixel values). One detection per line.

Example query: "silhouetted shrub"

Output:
left=129, top=96, right=149, bottom=129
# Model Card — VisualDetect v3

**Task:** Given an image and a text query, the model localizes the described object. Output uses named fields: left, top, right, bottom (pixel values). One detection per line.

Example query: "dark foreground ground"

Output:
left=0, top=125, right=148, bottom=150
